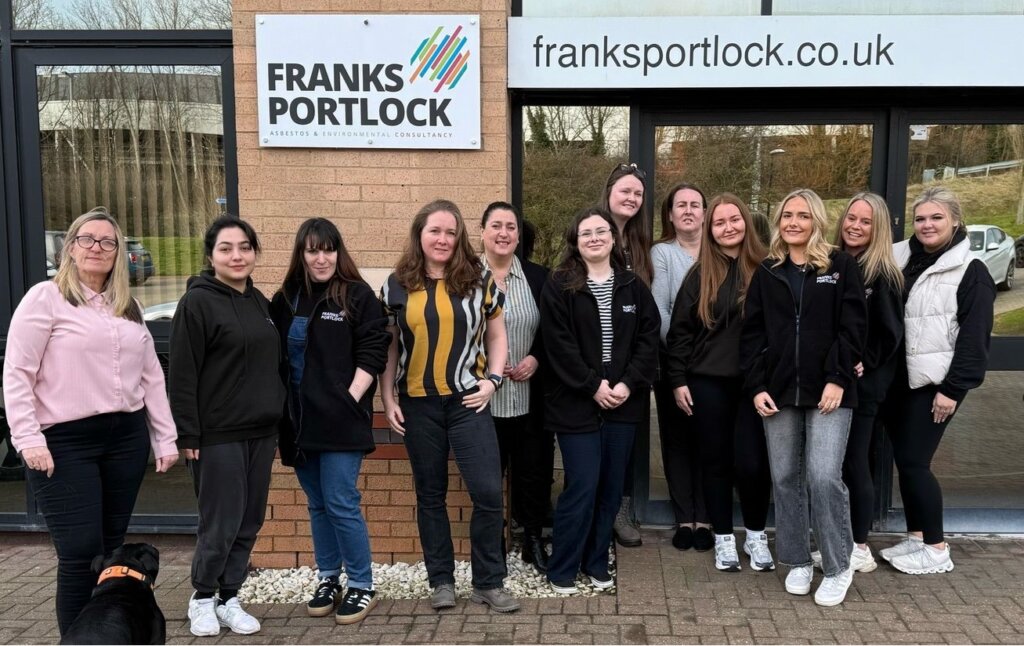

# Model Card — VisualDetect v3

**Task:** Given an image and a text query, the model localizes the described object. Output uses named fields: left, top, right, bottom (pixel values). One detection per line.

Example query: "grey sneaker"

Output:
left=430, top=583, right=456, bottom=610
left=469, top=587, right=520, bottom=613
left=613, top=496, right=642, bottom=547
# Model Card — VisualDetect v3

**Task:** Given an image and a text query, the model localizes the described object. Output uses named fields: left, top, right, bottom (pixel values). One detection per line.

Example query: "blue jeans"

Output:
left=294, top=451, right=373, bottom=590
left=763, top=406, right=853, bottom=576
left=548, top=422, right=635, bottom=583
left=400, top=394, right=505, bottom=590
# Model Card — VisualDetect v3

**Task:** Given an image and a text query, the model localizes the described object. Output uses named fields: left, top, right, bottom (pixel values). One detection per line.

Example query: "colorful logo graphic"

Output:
left=409, top=25, right=471, bottom=92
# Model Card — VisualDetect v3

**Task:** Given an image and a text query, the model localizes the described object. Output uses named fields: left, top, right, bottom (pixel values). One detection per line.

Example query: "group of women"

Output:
left=1, top=163, right=995, bottom=639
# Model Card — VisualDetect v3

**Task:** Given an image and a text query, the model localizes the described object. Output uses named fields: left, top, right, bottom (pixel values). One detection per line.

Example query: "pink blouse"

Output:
left=2, top=281, right=178, bottom=458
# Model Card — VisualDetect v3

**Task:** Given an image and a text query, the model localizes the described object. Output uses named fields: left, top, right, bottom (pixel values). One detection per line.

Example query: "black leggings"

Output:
left=886, top=385, right=954, bottom=545
left=843, top=399, right=879, bottom=544
left=25, top=411, right=149, bottom=635
left=495, top=413, right=554, bottom=532
left=687, top=375, right=772, bottom=535
left=653, top=375, right=707, bottom=525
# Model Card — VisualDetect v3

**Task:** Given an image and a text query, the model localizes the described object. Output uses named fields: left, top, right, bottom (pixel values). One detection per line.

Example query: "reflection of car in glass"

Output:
left=143, top=301, right=177, bottom=322
left=1014, top=234, right=1024, bottom=269
left=46, top=260, right=57, bottom=278
left=967, top=224, right=1014, bottom=291
left=125, top=238, right=155, bottom=286
left=44, top=229, right=66, bottom=266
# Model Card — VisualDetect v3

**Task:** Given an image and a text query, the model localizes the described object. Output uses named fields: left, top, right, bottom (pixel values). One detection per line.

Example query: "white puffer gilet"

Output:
left=893, top=237, right=972, bottom=388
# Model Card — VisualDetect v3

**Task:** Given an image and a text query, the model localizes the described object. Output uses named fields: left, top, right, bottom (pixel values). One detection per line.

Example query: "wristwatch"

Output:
left=487, top=373, right=504, bottom=389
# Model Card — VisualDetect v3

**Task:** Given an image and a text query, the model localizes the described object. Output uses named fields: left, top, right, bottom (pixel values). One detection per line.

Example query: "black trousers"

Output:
left=843, top=398, right=880, bottom=544
left=653, top=373, right=708, bottom=525
left=687, top=375, right=771, bottom=534
left=886, top=385, right=955, bottom=545
left=189, top=435, right=276, bottom=593
left=26, top=410, right=150, bottom=635
left=495, top=413, right=554, bottom=532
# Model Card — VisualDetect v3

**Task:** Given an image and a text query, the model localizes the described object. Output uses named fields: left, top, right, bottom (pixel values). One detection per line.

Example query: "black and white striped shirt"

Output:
left=587, top=272, right=615, bottom=363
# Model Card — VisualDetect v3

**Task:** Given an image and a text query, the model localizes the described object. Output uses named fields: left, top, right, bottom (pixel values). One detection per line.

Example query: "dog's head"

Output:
left=90, top=543, right=160, bottom=583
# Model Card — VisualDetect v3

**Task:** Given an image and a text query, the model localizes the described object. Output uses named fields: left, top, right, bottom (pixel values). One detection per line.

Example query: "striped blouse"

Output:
left=587, top=273, right=615, bottom=363
left=482, top=255, right=539, bottom=418
left=381, top=273, right=504, bottom=397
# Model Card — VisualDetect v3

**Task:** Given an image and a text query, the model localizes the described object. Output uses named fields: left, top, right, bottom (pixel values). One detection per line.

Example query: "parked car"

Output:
left=143, top=301, right=177, bottom=322
left=1014, top=234, right=1024, bottom=269
left=44, top=230, right=66, bottom=267
left=125, top=237, right=155, bottom=286
left=967, top=224, right=1014, bottom=291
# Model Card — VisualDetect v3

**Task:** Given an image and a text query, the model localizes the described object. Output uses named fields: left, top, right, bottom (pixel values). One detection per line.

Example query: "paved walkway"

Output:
left=2, top=530, right=1024, bottom=644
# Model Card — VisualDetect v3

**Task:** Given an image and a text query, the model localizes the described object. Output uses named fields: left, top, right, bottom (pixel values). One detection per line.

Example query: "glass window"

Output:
left=904, top=123, right=1023, bottom=336
left=15, top=0, right=232, bottom=30
left=521, top=0, right=760, bottom=17
left=773, top=0, right=1024, bottom=14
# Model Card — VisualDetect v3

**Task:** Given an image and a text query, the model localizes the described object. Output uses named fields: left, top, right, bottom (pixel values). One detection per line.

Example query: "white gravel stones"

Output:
left=239, top=549, right=615, bottom=604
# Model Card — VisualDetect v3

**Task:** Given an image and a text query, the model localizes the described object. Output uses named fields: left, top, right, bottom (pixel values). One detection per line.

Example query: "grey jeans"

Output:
left=763, top=406, right=853, bottom=576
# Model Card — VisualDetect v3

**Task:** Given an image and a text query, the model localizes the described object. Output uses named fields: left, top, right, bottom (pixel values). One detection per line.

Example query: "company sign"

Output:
left=257, top=14, right=481, bottom=149
left=508, top=15, right=1024, bottom=89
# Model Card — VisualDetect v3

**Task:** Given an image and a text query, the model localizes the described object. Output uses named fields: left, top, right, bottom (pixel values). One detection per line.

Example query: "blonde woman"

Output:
left=2, top=208, right=178, bottom=635
left=811, top=193, right=903, bottom=573
left=740, top=188, right=867, bottom=607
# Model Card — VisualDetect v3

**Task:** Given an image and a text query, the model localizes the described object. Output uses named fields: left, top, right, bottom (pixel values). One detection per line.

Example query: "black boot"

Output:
left=521, top=530, right=549, bottom=573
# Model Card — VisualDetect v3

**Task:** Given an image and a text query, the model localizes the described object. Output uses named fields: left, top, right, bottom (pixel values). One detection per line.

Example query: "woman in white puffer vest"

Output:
left=880, top=186, right=995, bottom=575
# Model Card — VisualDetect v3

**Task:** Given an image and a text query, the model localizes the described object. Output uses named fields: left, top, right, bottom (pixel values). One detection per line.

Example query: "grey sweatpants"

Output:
left=189, top=435, right=277, bottom=593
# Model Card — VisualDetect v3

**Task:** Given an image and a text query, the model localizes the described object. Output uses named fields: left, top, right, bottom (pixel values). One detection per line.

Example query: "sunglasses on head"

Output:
left=615, top=162, right=646, bottom=180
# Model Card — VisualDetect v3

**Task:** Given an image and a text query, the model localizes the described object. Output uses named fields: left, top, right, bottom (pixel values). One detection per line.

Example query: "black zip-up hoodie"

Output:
left=857, top=267, right=904, bottom=405
left=169, top=271, right=286, bottom=449
left=666, top=259, right=745, bottom=387
left=540, top=269, right=660, bottom=433
left=740, top=250, right=867, bottom=409
left=269, top=280, right=390, bottom=463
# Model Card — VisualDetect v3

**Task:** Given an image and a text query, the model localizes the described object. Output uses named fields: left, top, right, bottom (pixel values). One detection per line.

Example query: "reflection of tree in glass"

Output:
left=14, top=0, right=231, bottom=29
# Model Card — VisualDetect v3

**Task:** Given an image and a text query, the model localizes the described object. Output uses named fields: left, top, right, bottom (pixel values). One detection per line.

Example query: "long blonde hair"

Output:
left=54, top=207, right=142, bottom=324
left=833, top=192, right=904, bottom=290
left=768, top=188, right=834, bottom=274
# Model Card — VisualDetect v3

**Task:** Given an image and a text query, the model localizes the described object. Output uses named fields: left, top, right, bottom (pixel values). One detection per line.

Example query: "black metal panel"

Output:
left=9, top=30, right=230, bottom=45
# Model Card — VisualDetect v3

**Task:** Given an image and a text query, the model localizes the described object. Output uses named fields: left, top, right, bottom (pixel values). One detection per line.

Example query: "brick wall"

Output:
left=235, top=0, right=511, bottom=567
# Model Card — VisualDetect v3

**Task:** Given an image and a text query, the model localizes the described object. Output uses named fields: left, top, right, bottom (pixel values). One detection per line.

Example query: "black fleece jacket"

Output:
left=666, top=259, right=745, bottom=387
left=270, top=280, right=390, bottom=462
left=857, top=268, right=904, bottom=404
left=539, top=269, right=660, bottom=433
left=169, top=272, right=286, bottom=449
left=740, top=251, right=867, bottom=409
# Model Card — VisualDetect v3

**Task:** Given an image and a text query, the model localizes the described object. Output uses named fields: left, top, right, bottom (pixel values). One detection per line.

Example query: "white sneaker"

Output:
left=187, top=593, right=220, bottom=637
left=215, top=597, right=261, bottom=635
left=811, top=546, right=877, bottom=573
left=814, top=567, right=854, bottom=607
left=879, top=535, right=924, bottom=562
left=743, top=532, right=775, bottom=571
left=889, top=543, right=954, bottom=575
left=713, top=534, right=741, bottom=572
left=785, top=565, right=814, bottom=595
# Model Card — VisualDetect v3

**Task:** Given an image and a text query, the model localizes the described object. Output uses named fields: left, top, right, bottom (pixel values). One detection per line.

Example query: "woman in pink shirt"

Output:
left=2, top=207, right=178, bottom=636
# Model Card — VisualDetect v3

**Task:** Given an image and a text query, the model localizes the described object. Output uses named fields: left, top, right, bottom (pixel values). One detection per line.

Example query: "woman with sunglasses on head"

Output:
left=650, top=183, right=712, bottom=552
left=740, top=189, right=867, bottom=607
left=600, top=162, right=651, bottom=547
left=3, top=208, right=178, bottom=636
left=879, top=187, right=994, bottom=575
left=541, top=206, right=659, bottom=594
left=270, top=218, right=390, bottom=624
left=667, top=193, right=774, bottom=574
left=169, top=215, right=286, bottom=637
left=808, top=193, right=903, bottom=574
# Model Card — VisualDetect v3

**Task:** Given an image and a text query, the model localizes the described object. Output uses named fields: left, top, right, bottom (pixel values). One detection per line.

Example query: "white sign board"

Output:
left=508, top=15, right=1024, bottom=89
left=257, top=14, right=481, bottom=149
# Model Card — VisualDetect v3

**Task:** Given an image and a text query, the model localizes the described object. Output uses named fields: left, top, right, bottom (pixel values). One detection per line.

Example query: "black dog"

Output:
left=60, top=543, right=166, bottom=645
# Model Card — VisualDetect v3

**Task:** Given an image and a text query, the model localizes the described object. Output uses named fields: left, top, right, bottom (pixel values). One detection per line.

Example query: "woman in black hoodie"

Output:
left=541, top=206, right=660, bottom=595
left=270, top=218, right=390, bottom=624
left=169, top=216, right=286, bottom=638
left=666, top=193, right=773, bottom=575
left=740, top=189, right=867, bottom=608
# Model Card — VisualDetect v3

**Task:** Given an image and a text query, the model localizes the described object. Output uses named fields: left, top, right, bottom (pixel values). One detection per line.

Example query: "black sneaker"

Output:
left=335, top=588, right=378, bottom=625
left=306, top=576, right=342, bottom=617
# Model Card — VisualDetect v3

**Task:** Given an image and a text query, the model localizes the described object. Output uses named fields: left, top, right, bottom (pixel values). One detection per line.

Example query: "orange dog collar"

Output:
left=96, top=566, right=153, bottom=589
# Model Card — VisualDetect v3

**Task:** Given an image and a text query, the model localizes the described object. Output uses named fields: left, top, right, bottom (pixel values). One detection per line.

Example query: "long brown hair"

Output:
left=601, top=163, right=652, bottom=286
left=393, top=199, right=483, bottom=298
left=281, top=217, right=366, bottom=312
left=696, top=193, right=766, bottom=328
left=553, top=206, right=626, bottom=292
left=658, top=182, right=707, bottom=243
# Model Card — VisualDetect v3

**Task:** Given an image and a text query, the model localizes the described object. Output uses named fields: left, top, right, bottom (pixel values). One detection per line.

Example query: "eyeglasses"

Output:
left=74, top=235, right=118, bottom=252
left=578, top=227, right=612, bottom=240
left=616, top=162, right=646, bottom=180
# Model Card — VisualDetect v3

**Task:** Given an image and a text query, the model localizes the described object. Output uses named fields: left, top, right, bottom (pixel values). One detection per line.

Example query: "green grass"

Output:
left=904, top=173, right=1024, bottom=240
left=994, top=306, right=1024, bottom=336
left=140, top=236, right=205, bottom=277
